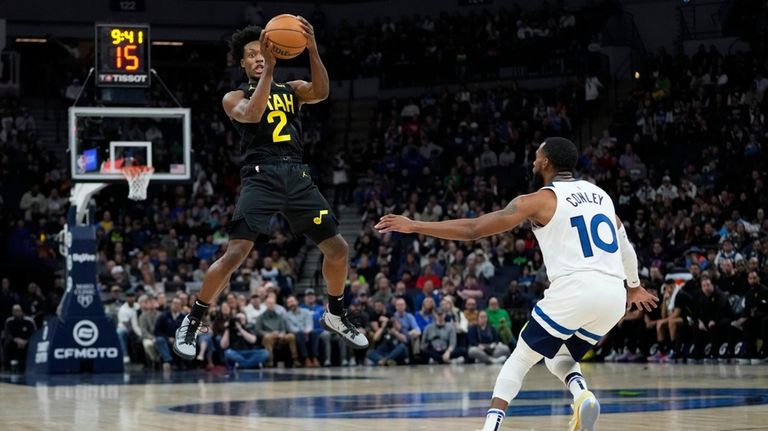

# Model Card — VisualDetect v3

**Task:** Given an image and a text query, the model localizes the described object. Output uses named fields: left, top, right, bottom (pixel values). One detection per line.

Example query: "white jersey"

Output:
left=532, top=180, right=624, bottom=282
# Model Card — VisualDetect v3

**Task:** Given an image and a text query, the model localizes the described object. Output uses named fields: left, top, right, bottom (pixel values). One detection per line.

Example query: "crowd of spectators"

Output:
left=345, top=44, right=768, bottom=366
left=314, top=1, right=613, bottom=86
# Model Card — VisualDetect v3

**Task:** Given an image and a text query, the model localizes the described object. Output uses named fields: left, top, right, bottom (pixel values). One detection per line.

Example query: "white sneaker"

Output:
left=604, top=349, right=620, bottom=362
left=451, top=357, right=466, bottom=365
left=321, top=312, right=369, bottom=349
left=173, top=315, right=203, bottom=360
left=350, top=357, right=357, bottom=367
left=341, top=359, right=349, bottom=366
left=323, top=359, right=331, bottom=367
left=569, top=391, right=600, bottom=431
left=492, top=356, right=508, bottom=364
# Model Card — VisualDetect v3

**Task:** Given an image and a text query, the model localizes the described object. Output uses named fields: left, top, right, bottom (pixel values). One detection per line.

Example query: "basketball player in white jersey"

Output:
left=376, top=137, right=658, bottom=431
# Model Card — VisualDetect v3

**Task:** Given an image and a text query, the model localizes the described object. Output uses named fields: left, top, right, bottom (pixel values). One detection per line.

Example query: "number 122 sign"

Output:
left=95, top=23, right=150, bottom=87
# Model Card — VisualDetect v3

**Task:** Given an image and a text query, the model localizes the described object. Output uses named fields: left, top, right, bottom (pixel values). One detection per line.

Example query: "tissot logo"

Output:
left=99, top=73, right=148, bottom=83
left=72, top=253, right=97, bottom=263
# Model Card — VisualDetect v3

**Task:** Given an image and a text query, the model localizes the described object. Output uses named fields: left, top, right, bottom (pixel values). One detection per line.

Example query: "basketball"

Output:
left=263, top=14, right=307, bottom=60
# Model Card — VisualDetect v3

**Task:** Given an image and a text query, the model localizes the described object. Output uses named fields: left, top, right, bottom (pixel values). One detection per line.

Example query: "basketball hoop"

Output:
left=121, top=166, right=154, bottom=201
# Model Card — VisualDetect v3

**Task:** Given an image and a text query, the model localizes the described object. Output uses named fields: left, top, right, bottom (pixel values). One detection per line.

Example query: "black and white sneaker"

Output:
left=321, top=311, right=369, bottom=349
left=173, top=315, right=206, bottom=360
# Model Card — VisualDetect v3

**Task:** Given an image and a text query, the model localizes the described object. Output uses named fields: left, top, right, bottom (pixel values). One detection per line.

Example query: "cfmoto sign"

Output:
left=52, top=320, right=119, bottom=360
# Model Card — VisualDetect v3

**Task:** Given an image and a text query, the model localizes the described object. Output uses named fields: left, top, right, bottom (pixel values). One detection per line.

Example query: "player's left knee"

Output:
left=322, top=236, right=348, bottom=262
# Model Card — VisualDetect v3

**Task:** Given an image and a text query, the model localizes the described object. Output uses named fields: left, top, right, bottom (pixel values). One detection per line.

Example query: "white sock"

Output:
left=566, top=372, right=588, bottom=400
left=480, top=408, right=505, bottom=431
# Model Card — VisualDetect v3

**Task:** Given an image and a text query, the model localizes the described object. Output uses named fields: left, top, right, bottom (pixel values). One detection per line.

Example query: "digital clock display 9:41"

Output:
left=95, top=23, right=150, bottom=87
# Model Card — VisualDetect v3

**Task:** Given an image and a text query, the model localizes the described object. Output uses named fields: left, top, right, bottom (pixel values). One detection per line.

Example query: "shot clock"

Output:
left=95, top=23, right=150, bottom=87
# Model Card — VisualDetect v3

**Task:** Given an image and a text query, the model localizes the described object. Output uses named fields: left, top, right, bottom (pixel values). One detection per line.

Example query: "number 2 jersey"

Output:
left=532, top=180, right=624, bottom=282
left=231, top=81, right=303, bottom=164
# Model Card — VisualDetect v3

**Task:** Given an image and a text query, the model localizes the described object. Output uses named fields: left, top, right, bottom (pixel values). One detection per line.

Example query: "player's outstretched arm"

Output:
left=376, top=193, right=540, bottom=241
left=616, top=215, right=659, bottom=311
left=287, top=16, right=329, bottom=105
left=222, top=33, right=276, bottom=123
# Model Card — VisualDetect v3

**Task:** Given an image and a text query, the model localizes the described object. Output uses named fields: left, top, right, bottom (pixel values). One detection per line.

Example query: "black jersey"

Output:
left=232, top=81, right=303, bottom=164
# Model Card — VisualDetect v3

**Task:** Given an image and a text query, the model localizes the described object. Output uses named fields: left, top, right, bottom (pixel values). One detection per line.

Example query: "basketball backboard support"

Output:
left=69, top=107, right=191, bottom=181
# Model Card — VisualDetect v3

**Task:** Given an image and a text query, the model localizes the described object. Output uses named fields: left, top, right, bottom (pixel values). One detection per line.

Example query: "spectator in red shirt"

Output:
left=416, top=265, right=441, bottom=290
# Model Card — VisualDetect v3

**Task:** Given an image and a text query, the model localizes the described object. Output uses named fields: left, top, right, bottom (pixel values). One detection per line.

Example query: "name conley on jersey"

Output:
left=565, top=192, right=605, bottom=208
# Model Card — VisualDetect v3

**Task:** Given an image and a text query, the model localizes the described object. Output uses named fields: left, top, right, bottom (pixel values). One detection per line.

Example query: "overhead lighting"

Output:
left=152, top=41, right=183, bottom=46
left=16, top=37, right=47, bottom=43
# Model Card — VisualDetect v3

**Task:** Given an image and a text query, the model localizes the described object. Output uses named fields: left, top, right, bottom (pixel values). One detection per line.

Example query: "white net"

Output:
left=122, top=166, right=154, bottom=201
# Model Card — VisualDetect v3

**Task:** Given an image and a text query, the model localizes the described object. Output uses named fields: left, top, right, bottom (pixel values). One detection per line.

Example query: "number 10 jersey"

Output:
left=532, top=179, right=625, bottom=283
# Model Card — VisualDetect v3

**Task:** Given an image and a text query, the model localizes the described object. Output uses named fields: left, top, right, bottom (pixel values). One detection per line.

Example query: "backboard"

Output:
left=69, top=107, right=191, bottom=181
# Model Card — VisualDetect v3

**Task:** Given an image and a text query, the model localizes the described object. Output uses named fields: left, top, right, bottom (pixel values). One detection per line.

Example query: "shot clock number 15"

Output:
left=111, top=28, right=144, bottom=71
left=95, top=23, right=151, bottom=87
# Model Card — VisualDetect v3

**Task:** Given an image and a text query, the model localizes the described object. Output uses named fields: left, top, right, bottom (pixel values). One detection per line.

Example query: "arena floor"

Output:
left=1, top=363, right=767, bottom=430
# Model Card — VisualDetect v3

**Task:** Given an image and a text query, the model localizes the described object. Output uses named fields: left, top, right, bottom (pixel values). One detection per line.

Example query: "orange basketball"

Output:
left=263, top=14, right=307, bottom=60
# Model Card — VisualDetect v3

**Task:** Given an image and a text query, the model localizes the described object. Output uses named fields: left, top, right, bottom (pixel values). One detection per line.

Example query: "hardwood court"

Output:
left=1, top=363, right=767, bottom=431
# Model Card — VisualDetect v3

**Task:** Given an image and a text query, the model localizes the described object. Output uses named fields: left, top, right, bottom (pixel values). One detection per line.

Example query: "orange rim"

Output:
left=121, top=166, right=154, bottom=179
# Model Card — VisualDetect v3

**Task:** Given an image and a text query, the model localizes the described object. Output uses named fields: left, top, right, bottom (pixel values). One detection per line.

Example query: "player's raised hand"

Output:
left=626, top=284, right=659, bottom=312
left=296, top=16, right=316, bottom=50
left=376, top=214, right=416, bottom=234
left=259, top=31, right=276, bottom=68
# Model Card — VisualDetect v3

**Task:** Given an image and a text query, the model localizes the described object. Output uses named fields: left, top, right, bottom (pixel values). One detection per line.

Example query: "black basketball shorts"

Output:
left=229, top=163, right=339, bottom=245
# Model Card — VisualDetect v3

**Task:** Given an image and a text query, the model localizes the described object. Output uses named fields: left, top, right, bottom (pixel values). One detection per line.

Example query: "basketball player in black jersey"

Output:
left=174, top=19, right=368, bottom=361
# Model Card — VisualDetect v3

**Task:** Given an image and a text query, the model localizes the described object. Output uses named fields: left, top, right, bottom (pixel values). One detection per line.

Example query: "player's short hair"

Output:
left=229, top=25, right=263, bottom=62
left=541, top=137, right=578, bottom=172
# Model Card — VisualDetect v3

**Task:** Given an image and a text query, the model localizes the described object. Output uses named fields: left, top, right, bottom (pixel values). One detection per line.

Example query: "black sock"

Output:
left=565, top=372, right=584, bottom=386
left=190, top=299, right=209, bottom=322
left=328, top=294, right=344, bottom=316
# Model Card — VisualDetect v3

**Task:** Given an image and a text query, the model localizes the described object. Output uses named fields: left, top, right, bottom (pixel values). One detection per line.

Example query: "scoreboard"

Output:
left=95, top=23, right=150, bottom=87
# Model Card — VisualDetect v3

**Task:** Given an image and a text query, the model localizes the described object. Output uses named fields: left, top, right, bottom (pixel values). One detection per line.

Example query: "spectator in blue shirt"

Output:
left=283, top=295, right=317, bottom=367
left=414, top=280, right=441, bottom=311
left=300, top=289, right=340, bottom=366
left=196, top=235, right=219, bottom=262
left=414, top=297, right=436, bottom=331
left=154, top=297, right=184, bottom=371
left=393, top=297, right=420, bottom=354
left=300, top=289, right=325, bottom=330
